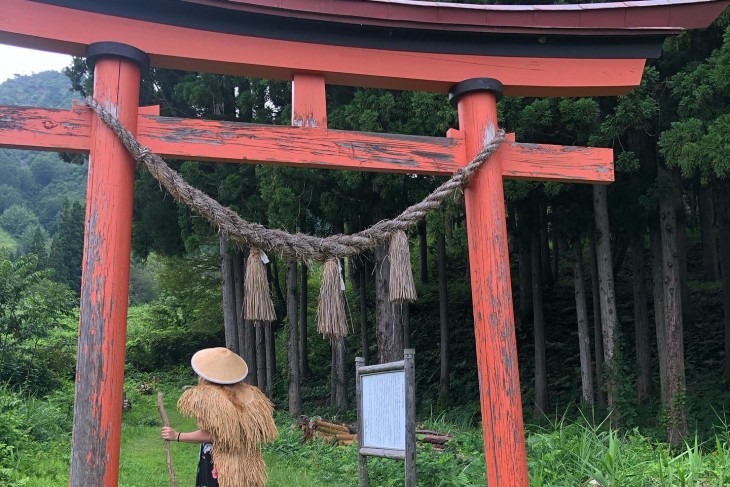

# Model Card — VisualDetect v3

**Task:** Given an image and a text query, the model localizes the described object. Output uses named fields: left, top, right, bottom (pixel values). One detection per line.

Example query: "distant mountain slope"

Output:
left=0, top=70, right=77, bottom=108
left=0, top=70, right=87, bottom=237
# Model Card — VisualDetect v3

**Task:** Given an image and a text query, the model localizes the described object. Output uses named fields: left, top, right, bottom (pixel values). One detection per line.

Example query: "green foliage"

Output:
left=126, top=303, right=220, bottom=372
left=0, top=204, right=39, bottom=239
left=0, top=184, right=24, bottom=214
left=0, top=228, right=17, bottom=253
left=0, top=252, right=77, bottom=393
left=47, top=199, right=84, bottom=293
left=0, top=70, right=76, bottom=108
left=659, top=26, right=730, bottom=185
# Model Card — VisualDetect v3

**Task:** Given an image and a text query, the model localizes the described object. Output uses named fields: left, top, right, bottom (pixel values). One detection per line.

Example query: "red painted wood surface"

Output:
left=195, top=0, right=730, bottom=35
left=0, top=105, right=614, bottom=182
left=292, top=73, right=327, bottom=128
left=0, top=105, right=90, bottom=152
left=458, top=91, right=529, bottom=486
left=0, top=0, right=647, bottom=96
left=70, top=57, right=140, bottom=487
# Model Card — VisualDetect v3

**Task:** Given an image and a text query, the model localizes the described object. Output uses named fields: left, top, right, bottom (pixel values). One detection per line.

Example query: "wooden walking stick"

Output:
left=157, top=391, right=178, bottom=487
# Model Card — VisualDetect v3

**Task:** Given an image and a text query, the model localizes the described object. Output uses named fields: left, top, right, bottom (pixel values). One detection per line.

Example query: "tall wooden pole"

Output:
left=70, top=42, right=147, bottom=486
left=450, top=78, right=529, bottom=486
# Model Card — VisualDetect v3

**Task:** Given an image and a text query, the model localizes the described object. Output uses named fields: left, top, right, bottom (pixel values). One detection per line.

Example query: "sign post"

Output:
left=356, top=349, right=416, bottom=487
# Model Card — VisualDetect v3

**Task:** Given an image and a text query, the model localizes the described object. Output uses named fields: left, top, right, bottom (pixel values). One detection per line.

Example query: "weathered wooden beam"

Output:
left=0, top=105, right=613, bottom=182
left=0, top=105, right=91, bottom=152
left=497, top=133, right=613, bottom=183
left=1, top=0, right=648, bottom=96
left=292, top=73, right=327, bottom=128
left=137, top=115, right=462, bottom=175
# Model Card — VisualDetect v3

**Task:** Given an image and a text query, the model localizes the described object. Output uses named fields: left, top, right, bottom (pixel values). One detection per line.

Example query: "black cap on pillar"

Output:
left=86, top=42, right=150, bottom=72
left=448, top=78, right=504, bottom=106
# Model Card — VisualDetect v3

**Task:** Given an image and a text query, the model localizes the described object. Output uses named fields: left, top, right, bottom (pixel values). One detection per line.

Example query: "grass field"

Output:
left=11, top=384, right=730, bottom=486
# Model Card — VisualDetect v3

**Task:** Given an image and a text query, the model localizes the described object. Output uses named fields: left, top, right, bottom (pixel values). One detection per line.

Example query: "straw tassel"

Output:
left=244, top=248, right=276, bottom=322
left=316, top=258, right=348, bottom=338
left=388, top=230, right=417, bottom=303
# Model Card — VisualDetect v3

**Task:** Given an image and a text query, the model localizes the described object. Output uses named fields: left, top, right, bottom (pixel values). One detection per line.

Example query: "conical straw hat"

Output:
left=191, top=347, right=248, bottom=384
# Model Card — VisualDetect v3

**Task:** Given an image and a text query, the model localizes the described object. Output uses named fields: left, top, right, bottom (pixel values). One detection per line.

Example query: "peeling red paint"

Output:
left=70, top=56, right=140, bottom=487
left=459, top=91, right=529, bottom=486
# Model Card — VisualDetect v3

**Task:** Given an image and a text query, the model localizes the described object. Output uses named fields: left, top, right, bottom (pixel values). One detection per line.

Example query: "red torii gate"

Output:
left=0, top=0, right=727, bottom=485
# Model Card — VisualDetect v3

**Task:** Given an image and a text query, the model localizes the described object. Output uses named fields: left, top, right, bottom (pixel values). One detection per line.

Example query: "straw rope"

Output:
left=85, top=98, right=504, bottom=261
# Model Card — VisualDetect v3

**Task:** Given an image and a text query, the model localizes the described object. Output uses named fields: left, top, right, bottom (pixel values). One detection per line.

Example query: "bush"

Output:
left=0, top=385, right=30, bottom=470
left=126, top=303, right=221, bottom=372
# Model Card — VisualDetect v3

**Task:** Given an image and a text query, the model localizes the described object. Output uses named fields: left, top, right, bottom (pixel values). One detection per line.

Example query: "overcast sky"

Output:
left=0, top=44, right=72, bottom=84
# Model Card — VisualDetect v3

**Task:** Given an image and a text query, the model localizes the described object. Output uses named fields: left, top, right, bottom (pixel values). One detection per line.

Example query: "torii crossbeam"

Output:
left=0, top=0, right=726, bottom=485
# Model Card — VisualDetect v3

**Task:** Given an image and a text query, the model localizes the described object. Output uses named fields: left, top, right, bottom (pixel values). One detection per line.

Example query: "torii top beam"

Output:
left=1, top=0, right=728, bottom=96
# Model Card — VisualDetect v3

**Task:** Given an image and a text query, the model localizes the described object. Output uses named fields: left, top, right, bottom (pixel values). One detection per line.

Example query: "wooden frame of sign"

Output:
left=356, top=349, right=416, bottom=487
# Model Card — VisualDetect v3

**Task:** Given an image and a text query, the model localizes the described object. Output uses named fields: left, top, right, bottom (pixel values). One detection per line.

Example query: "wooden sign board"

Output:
left=356, top=349, right=416, bottom=487
left=361, top=370, right=406, bottom=450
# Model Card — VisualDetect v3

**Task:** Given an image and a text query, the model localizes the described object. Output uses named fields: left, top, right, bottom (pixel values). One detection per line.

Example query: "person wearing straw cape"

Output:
left=161, top=347, right=277, bottom=487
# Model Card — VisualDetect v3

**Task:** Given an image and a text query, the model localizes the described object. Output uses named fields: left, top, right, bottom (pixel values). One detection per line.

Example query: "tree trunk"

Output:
left=437, top=231, right=450, bottom=404
left=265, top=322, right=274, bottom=398
left=359, top=261, right=370, bottom=364
left=717, top=185, right=730, bottom=382
left=677, top=211, right=693, bottom=322
left=375, top=244, right=403, bottom=363
left=539, top=198, right=553, bottom=286
left=220, top=235, right=239, bottom=353
left=658, top=166, right=688, bottom=446
left=698, top=186, right=719, bottom=280
left=651, top=226, right=668, bottom=405
left=573, top=240, right=594, bottom=405
left=632, top=234, right=652, bottom=402
left=532, top=229, right=549, bottom=417
left=593, top=184, right=618, bottom=409
left=255, top=323, right=266, bottom=392
left=332, top=337, right=348, bottom=410
left=551, top=231, right=560, bottom=282
left=517, top=205, right=533, bottom=326
left=233, top=250, right=255, bottom=384
left=299, top=260, right=309, bottom=378
left=589, top=232, right=607, bottom=408
left=418, top=220, right=428, bottom=284
left=612, top=234, right=631, bottom=277
left=402, top=303, right=411, bottom=349
left=287, top=259, right=301, bottom=416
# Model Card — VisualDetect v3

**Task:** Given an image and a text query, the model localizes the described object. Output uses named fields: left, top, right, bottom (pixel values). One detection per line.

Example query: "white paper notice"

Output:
left=361, top=371, right=405, bottom=450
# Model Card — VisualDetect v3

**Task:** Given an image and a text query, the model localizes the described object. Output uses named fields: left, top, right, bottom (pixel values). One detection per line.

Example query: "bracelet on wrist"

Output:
left=177, top=432, right=181, bottom=442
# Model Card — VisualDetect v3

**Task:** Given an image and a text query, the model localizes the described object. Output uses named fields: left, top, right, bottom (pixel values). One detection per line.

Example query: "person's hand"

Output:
left=161, top=426, right=178, bottom=441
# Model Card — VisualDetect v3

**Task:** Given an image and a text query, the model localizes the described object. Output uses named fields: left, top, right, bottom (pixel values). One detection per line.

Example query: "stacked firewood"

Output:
left=297, top=417, right=454, bottom=451
left=416, top=429, right=454, bottom=452
left=298, top=416, right=357, bottom=446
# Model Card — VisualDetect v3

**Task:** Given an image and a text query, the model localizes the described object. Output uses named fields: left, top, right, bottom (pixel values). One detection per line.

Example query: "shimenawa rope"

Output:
left=84, top=98, right=504, bottom=261
left=84, top=97, right=503, bottom=335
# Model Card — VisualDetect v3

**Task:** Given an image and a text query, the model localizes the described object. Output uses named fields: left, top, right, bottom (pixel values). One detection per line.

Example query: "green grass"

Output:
left=10, top=383, right=730, bottom=486
left=0, top=228, right=17, bottom=252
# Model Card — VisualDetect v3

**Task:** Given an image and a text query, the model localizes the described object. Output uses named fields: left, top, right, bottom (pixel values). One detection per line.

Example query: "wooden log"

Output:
left=419, top=434, right=452, bottom=445
left=317, top=426, right=351, bottom=435
left=314, top=419, right=350, bottom=433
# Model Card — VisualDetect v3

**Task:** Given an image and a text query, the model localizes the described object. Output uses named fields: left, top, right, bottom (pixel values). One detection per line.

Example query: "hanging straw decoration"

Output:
left=244, top=248, right=276, bottom=322
left=388, top=230, right=417, bottom=303
left=316, top=258, right=348, bottom=338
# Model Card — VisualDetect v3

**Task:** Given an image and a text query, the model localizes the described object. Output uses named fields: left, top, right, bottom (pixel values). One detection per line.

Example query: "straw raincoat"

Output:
left=178, top=381, right=277, bottom=487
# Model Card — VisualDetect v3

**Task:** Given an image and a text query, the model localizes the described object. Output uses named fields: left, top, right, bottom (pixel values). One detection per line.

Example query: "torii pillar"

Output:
left=0, top=1, right=728, bottom=486
left=70, top=43, right=148, bottom=486
left=451, top=79, right=528, bottom=484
